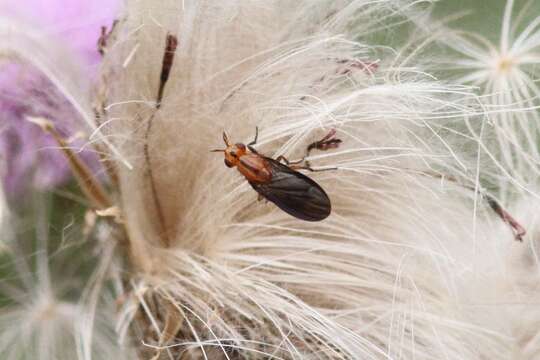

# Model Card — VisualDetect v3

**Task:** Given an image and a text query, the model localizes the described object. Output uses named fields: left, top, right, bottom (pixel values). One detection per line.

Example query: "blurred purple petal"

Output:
left=0, top=0, right=120, bottom=67
left=0, top=1, right=120, bottom=198
left=0, top=64, right=104, bottom=196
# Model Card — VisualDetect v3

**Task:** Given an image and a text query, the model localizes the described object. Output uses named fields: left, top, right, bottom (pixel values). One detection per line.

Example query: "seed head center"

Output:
left=496, top=56, right=515, bottom=74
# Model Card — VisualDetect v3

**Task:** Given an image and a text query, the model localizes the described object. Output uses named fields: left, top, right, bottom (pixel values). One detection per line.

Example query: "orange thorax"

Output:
left=237, top=154, right=272, bottom=183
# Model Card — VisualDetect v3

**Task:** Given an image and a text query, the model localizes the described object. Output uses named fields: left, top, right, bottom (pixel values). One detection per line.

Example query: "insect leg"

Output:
left=276, top=155, right=332, bottom=172
left=247, top=127, right=260, bottom=153
left=289, top=164, right=337, bottom=172
left=248, top=126, right=259, bottom=146
left=292, top=129, right=343, bottom=169
left=276, top=155, right=304, bottom=165
left=306, top=129, right=342, bottom=156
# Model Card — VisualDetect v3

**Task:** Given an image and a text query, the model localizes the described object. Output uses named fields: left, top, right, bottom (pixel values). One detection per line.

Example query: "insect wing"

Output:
left=250, top=158, right=331, bottom=221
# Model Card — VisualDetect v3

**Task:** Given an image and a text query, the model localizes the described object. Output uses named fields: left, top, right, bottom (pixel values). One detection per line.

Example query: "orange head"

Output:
left=211, top=131, right=247, bottom=168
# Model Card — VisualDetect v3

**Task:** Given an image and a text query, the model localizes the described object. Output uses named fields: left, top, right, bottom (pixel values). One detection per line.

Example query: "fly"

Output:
left=212, top=128, right=342, bottom=221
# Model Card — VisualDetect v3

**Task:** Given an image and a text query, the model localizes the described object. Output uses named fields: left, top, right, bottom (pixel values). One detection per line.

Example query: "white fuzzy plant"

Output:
left=437, top=0, right=540, bottom=201
left=2, top=0, right=540, bottom=359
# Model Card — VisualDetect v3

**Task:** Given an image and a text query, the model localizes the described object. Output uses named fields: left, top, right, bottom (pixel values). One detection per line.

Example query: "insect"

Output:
left=212, top=128, right=342, bottom=221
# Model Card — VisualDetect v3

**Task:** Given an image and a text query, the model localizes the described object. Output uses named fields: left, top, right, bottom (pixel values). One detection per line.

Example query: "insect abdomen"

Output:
left=250, top=158, right=331, bottom=221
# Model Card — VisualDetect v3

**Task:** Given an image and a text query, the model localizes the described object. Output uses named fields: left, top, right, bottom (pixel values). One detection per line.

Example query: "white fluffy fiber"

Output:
left=93, top=0, right=540, bottom=359
left=4, top=0, right=540, bottom=359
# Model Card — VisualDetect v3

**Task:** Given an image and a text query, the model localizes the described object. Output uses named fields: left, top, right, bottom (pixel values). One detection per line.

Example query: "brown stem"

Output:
left=97, top=19, right=119, bottom=56
left=143, top=114, right=169, bottom=247
left=156, top=33, right=178, bottom=107
left=143, top=33, right=179, bottom=247
left=93, top=108, right=120, bottom=188
left=485, top=195, right=526, bottom=242
left=419, top=169, right=525, bottom=242
left=27, top=116, right=111, bottom=210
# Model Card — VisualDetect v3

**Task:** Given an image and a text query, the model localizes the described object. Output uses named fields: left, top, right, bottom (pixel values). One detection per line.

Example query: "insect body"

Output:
left=212, top=129, right=341, bottom=221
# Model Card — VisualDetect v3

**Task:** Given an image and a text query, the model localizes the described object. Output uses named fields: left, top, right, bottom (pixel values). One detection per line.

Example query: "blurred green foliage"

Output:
left=0, top=182, right=99, bottom=306
left=434, top=0, right=540, bottom=42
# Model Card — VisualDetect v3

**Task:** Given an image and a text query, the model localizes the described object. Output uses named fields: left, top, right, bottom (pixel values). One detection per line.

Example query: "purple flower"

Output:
left=0, top=64, right=102, bottom=196
left=0, top=1, right=120, bottom=198
left=0, top=0, right=120, bottom=67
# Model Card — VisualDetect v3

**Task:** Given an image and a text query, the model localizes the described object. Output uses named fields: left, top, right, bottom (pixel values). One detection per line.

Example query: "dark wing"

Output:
left=249, top=158, right=331, bottom=221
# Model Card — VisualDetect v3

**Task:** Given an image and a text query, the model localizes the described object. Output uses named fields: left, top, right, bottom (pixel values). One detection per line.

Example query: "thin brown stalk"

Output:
left=26, top=116, right=112, bottom=210
left=418, top=169, right=525, bottom=241
left=143, top=33, right=179, bottom=247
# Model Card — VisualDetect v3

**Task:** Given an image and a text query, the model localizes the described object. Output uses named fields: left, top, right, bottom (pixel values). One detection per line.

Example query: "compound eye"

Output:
left=224, top=159, right=234, bottom=168
left=230, top=151, right=237, bottom=158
